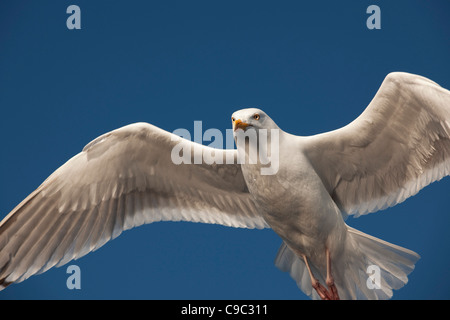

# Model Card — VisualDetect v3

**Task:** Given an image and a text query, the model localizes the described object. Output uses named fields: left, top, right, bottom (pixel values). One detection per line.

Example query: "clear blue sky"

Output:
left=0, top=0, right=449, bottom=299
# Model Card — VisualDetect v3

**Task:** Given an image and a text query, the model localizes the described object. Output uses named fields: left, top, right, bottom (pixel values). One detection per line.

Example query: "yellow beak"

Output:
left=233, top=119, right=250, bottom=131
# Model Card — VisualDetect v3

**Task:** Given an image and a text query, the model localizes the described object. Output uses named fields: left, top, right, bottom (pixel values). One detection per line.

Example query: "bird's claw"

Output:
left=326, top=278, right=340, bottom=300
left=312, top=280, right=332, bottom=300
left=312, top=278, right=340, bottom=300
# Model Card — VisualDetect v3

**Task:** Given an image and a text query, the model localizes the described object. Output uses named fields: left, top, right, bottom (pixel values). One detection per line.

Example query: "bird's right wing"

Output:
left=0, top=122, right=268, bottom=289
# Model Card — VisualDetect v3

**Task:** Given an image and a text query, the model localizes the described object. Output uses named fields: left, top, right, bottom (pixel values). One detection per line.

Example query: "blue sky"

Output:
left=0, top=0, right=449, bottom=299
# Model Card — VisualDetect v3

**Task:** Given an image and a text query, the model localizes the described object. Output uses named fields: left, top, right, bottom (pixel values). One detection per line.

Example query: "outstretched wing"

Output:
left=0, top=122, right=267, bottom=289
left=302, top=72, right=450, bottom=217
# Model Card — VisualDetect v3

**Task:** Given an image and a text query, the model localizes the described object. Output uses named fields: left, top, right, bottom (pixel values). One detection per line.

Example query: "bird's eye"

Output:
left=231, top=117, right=235, bottom=122
left=253, top=114, right=260, bottom=120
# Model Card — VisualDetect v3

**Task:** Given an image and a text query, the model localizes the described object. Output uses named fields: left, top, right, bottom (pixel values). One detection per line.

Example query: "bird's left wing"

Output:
left=301, top=72, right=450, bottom=217
left=0, top=122, right=268, bottom=289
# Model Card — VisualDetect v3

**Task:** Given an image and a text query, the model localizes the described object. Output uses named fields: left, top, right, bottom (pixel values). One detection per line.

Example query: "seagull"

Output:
left=1, top=72, right=449, bottom=299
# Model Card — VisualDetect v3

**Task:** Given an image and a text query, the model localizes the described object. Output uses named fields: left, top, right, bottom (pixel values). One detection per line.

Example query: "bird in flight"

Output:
left=0, top=72, right=449, bottom=299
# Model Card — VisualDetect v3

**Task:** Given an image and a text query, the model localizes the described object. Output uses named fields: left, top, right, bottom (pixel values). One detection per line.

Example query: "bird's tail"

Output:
left=274, top=226, right=420, bottom=300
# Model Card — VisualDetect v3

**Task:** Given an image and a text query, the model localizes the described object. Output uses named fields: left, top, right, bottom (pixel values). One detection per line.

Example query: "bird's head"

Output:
left=231, top=108, right=281, bottom=175
left=231, top=108, right=279, bottom=132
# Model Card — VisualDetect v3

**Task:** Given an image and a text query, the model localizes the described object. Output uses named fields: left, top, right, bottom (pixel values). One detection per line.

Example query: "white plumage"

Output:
left=0, top=72, right=449, bottom=299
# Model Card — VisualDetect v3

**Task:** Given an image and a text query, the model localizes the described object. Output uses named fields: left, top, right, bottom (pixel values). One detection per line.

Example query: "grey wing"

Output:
left=0, top=122, right=267, bottom=289
left=302, top=72, right=450, bottom=217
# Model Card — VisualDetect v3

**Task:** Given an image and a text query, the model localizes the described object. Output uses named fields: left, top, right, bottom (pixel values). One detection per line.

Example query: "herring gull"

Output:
left=1, top=72, right=449, bottom=299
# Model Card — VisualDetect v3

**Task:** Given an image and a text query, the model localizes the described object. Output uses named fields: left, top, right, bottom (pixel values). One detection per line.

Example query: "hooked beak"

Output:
left=233, top=119, right=251, bottom=131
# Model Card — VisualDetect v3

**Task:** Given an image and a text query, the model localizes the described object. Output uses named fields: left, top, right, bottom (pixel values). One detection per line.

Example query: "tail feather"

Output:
left=274, top=226, right=420, bottom=300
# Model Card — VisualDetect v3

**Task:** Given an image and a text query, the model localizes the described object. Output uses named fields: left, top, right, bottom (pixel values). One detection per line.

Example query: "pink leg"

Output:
left=326, top=248, right=340, bottom=300
left=302, top=254, right=331, bottom=300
